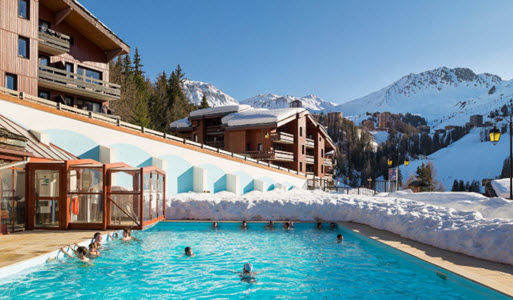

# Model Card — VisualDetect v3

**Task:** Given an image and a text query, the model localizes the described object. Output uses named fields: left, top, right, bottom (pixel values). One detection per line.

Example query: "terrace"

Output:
left=245, top=150, right=294, bottom=162
left=271, top=132, right=294, bottom=144
left=38, top=28, right=71, bottom=55
left=38, top=65, right=121, bottom=101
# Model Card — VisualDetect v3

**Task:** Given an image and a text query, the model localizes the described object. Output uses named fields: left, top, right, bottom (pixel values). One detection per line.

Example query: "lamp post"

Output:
left=489, top=116, right=512, bottom=199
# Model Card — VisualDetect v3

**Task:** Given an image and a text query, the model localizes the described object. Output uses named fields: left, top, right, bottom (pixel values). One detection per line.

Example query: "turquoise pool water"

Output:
left=0, top=222, right=510, bottom=299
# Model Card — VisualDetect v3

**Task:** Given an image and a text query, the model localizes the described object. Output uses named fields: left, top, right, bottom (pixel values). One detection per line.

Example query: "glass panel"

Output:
left=143, top=173, right=150, bottom=191
left=38, top=90, right=50, bottom=99
left=69, top=194, right=103, bottom=223
left=5, top=74, right=17, bottom=90
left=18, top=37, right=28, bottom=58
left=18, top=0, right=28, bottom=19
left=14, top=170, right=25, bottom=231
left=34, top=170, right=59, bottom=197
left=1, top=169, right=14, bottom=234
left=68, top=168, right=103, bottom=193
left=143, top=193, right=150, bottom=221
left=35, top=200, right=59, bottom=227
left=109, top=194, right=140, bottom=227
left=38, top=56, right=49, bottom=66
left=151, top=193, right=157, bottom=219
left=39, top=19, right=50, bottom=32
left=111, top=171, right=140, bottom=192
left=157, top=193, right=164, bottom=217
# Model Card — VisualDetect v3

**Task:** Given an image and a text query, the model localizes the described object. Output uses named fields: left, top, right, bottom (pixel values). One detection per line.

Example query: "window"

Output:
left=18, top=0, right=29, bottom=19
left=64, top=96, right=73, bottom=106
left=321, top=149, right=324, bottom=157
left=76, top=99, right=101, bottom=113
left=18, top=36, right=29, bottom=58
left=194, top=134, right=198, bottom=142
left=5, top=74, right=17, bottom=91
left=38, top=90, right=50, bottom=99
left=197, top=120, right=201, bottom=126
left=300, top=127, right=303, bottom=137
left=321, top=165, right=324, bottom=173
left=77, top=66, right=102, bottom=84
left=246, top=144, right=250, bottom=151
left=300, top=163, right=303, bottom=172
left=302, top=145, right=305, bottom=155
left=258, top=143, right=263, bottom=151
left=39, top=19, right=50, bottom=32
left=65, top=63, right=74, bottom=78
left=39, top=55, right=49, bottom=66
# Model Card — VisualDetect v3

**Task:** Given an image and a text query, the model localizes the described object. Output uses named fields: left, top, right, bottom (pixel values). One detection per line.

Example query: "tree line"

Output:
left=109, top=49, right=210, bottom=133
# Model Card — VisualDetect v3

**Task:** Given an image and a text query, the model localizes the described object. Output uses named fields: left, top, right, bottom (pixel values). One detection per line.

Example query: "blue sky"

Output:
left=82, top=0, right=513, bottom=104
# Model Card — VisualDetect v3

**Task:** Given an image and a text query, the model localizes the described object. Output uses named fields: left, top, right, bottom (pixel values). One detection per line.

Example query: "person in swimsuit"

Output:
left=61, top=245, right=90, bottom=262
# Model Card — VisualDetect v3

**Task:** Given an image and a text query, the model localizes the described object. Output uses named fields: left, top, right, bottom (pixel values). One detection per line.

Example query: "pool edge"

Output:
left=340, top=221, right=513, bottom=298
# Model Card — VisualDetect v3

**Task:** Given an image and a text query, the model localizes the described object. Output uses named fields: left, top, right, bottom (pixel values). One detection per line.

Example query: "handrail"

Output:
left=38, top=64, right=120, bottom=89
left=0, top=87, right=309, bottom=178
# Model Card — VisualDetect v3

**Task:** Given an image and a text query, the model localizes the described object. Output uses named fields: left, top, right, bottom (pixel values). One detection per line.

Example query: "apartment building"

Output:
left=170, top=105, right=336, bottom=178
left=0, top=0, right=129, bottom=113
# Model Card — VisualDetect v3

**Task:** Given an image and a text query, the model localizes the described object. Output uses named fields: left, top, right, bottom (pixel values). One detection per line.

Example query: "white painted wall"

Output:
left=1, top=98, right=307, bottom=197
left=254, top=179, right=266, bottom=192
left=193, top=166, right=207, bottom=193
left=226, top=174, right=240, bottom=195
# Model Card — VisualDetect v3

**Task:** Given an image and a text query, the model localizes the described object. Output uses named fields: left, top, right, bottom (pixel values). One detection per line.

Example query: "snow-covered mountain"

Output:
left=240, top=94, right=338, bottom=111
left=339, top=67, right=513, bottom=129
left=182, top=80, right=239, bottom=107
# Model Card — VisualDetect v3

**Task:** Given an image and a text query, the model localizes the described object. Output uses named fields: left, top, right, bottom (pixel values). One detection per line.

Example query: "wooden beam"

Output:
left=105, top=48, right=124, bottom=62
left=54, top=7, right=73, bottom=26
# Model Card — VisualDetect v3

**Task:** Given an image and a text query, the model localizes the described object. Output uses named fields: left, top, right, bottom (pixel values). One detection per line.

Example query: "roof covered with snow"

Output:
left=190, top=105, right=251, bottom=118
left=169, top=117, right=192, bottom=129
left=221, top=107, right=306, bottom=127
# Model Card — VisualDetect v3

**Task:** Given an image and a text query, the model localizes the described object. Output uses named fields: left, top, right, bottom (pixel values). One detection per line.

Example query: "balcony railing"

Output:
left=306, top=155, right=315, bottom=165
left=305, top=138, right=315, bottom=148
left=38, top=28, right=71, bottom=55
left=324, top=158, right=333, bottom=167
left=38, top=64, right=121, bottom=101
left=245, top=150, right=294, bottom=162
left=205, top=125, right=224, bottom=135
left=271, top=132, right=294, bottom=144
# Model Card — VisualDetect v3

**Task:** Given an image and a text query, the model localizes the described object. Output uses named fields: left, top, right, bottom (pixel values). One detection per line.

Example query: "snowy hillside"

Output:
left=241, top=94, right=339, bottom=112
left=339, top=67, right=513, bottom=129
left=399, top=127, right=507, bottom=191
left=182, top=80, right=239, bottom=107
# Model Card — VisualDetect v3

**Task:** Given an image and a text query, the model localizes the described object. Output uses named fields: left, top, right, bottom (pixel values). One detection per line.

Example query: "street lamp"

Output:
left=404, top=156, right=410, bottom=167
left=387, top=157, right=409, bottom=192
left=489, top=107, right=513, bottom=199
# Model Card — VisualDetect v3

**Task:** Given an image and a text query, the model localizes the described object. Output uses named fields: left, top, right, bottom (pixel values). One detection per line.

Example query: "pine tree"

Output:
left=165, top=65, right=195, bottom=127
left=458, top=180, right=465, bottom=191
left=133, top=48, right=144, bottom=77
left=451, top=179, right=459, bottom=191
left=199, top=94, right=209, bottom=109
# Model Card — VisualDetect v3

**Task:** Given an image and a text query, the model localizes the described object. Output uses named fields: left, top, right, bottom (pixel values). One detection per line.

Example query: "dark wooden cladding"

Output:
left=0, top=0, right=129, bottom=106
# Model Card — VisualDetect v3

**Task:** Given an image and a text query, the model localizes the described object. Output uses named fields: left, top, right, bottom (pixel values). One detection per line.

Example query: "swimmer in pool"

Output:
left=183, top=246, right=195, bottom=257
left=232, top=263, right=264, bottom=282
left=337, top=234, right=343, bottom=243
left=283, top=222, right=290, bottom=229
left=265, top=221, right=274, bottom=230
left=88, top=243, right=100, bottom=257
left=330, top=223, right=337, bottom=229
left=316, top=222, right=323, bottom=230
left=212, top=221, right=218, bottom=229
left=122, top=228, right=140, bottom=241
left=240, top=221, right=248, bottom=229
left=61, top=245, right=90, bottom=262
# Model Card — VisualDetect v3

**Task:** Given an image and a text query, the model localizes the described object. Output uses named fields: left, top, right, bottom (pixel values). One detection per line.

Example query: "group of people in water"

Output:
left=59, top=228, right=138, bottom=262
left=58, top=221, right=343, bottom=281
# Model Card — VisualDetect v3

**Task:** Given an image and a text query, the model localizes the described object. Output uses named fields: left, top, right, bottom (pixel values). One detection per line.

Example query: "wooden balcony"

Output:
left=245, top=150, right=294, bottom=162
left=38, top=65, right=121, bottom=101
left=306, top=155, right=315, bottom=165
left=38, top=29, right=70, bottom=55
left=305, top=138, right=315, bottom=148
left=205, top=140, right=225, bottom=149
left=271, top=132, right=294, bottom=144
left=324, top=158, right=333, bottom=167
left=205, top=125, right=224, bottom=135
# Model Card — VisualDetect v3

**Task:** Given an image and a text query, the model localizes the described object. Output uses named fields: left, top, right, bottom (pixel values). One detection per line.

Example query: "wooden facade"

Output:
left=0, top=0, right=129, bottom=112
left=171, top=108, right=336, bottom=178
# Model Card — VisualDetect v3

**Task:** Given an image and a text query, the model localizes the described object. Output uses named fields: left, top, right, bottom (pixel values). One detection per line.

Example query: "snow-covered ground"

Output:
left=370, top=130, right=389, bottom=144
left=167, top=189, right=513, bottom=265
left=491, top=178, right=511, bottom=198
left=399, top=128, right=506, bottom=191
left=386, top=190, right=513, bottom=219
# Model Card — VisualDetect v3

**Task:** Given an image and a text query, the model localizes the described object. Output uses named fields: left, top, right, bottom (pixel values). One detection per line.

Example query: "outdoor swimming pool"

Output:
left=0, top=222, right=510, bottom=299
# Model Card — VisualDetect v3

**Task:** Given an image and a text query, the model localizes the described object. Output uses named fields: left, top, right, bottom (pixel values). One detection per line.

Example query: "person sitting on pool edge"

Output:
left=122, top=228, right=140, bottom=241
left=316, top=222, right=322, bottom=230
left=337, top=234, right=343, bottom=243
left=240, top=221, right=248, bottom=229
left=60, top=245, right=90, bottom=262
left=265, top=221, right=274, bottom=229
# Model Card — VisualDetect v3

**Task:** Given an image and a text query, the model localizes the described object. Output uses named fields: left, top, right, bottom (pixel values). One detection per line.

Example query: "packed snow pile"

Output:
left=222, top=107, right=306, bottom=127
left=491, top=178, right=511, bottom=199
left=190, top=104, right=251, bottom=118
left=386, top=190, right=513, bottom=219
left=169, top=117, right=191, bottom=129
left=167, top=189, right=513, bottom=265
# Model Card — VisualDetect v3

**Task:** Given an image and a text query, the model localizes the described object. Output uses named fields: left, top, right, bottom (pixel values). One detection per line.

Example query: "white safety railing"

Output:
left=0, top=87, right=308, bottom=177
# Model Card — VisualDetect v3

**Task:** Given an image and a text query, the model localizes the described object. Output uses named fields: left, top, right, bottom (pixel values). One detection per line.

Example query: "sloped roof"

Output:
left=169, top=117, right=192, bottom=129
left=190, top=105, right=251, bottom=118
left=0, top=115, right=76, bottom=161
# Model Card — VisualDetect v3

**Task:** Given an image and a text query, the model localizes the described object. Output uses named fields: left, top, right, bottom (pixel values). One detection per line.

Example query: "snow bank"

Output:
left=167, top=189, right=513, bottom=265
left=491, top=178, right=511, bottom=199
left=386, top=190, right=513, bottom=219
left=222, top=108, right=306, bottom=127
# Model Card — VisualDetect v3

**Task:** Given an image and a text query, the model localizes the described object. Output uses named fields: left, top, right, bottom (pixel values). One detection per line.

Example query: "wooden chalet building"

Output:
left=0, top=0, right=129, bottom=113
left=170, top=105, right=337, bottom=178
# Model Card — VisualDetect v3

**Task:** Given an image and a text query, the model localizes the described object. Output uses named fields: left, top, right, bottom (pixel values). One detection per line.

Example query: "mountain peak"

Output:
left=182, top=80, right=238, bottom=107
